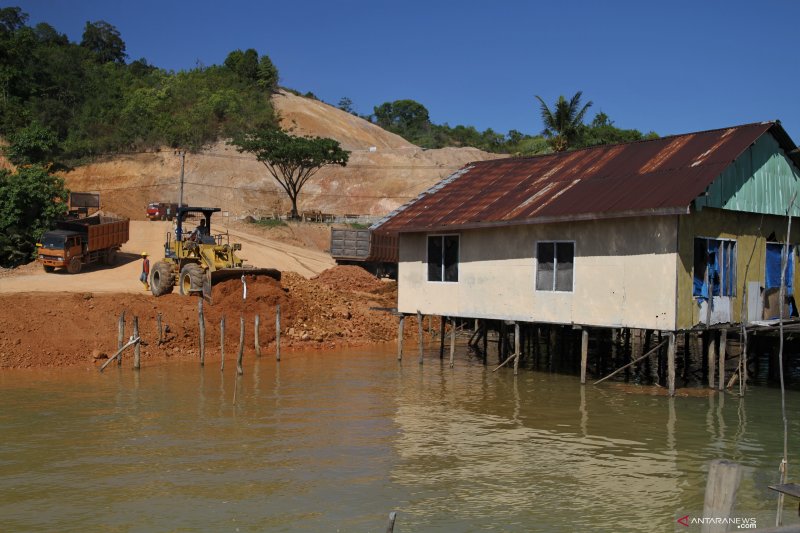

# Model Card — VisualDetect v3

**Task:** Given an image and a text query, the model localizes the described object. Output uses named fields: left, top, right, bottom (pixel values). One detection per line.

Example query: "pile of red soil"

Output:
left=0, top=266, right=426, bottom=369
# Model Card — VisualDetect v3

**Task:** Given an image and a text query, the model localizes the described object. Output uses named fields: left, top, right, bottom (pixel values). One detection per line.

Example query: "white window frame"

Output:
left=535, top=240, right=575, bottom=293
left=426, top=233, right=460, bottom=283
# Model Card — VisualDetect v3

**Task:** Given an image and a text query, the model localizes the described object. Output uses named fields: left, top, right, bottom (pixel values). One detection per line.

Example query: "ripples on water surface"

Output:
left=0, top=347, right=798, bottom=532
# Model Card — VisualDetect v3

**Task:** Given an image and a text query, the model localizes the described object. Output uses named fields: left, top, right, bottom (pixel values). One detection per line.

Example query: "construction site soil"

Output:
left=0, top=266, right=427, bottom=370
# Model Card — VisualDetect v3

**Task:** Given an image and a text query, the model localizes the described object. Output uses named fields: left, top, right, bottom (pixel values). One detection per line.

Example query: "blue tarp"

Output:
left=766, top=243, right=794, bottom=293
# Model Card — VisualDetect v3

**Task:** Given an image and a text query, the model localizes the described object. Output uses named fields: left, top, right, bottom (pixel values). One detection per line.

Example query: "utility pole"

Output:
left=177, top=150, right=185, bottom=207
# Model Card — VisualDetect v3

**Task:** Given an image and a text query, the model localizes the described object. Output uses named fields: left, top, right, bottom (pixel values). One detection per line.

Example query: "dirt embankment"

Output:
left=0, top=266, right=431, bottom=370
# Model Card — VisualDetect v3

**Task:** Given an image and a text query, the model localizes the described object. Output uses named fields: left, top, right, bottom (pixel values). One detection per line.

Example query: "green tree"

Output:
left=224, top=48, right=259, bottom=82
left=535, top=91, right=593, bottom=152
left=80, top=20, right=126, bottom=64
left=337, top=96, right=354, bottom=114
left=373, top=99, right=431, bottom=136
left=256, top=54, right=279, bottom=91
left=4, top=122, right=61, bottom=165
left=0, top=165, right=69, bottom=267
left=230, top=128, right=349, bottom=219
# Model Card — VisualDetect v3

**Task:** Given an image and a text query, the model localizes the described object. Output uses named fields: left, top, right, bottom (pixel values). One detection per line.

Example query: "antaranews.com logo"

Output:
left=676, top=514, right=758, bottom=529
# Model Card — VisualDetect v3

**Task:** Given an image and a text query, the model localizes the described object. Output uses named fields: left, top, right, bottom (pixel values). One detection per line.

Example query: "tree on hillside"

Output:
left=373, top=99, right=431, bottom=136
left=0, top=165, right=69, bottom=267
left=80, top=20, right=126, bottom=64
left=4, top=122, right=61, bottom=166
left=337, top=97, right=354, bottom=114
left=224, top=48, right=259, bottom=81
left=535, top=91, right=592, bottom=152
left=230, top=129, right=350, bottom=219
left=257, top=54, right=279, bottom=92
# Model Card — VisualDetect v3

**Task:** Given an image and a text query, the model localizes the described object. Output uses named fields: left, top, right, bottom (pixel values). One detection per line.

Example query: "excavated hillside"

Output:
left=64, top=91, right=505, bottom=220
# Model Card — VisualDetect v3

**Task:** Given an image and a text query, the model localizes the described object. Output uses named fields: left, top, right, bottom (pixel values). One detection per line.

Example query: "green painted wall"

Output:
left=694, top=133, right=800, bottom=216
left=676, top=208, right=800, bottom=329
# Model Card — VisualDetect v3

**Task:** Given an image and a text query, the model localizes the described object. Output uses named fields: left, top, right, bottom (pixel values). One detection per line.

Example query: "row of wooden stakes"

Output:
left=99, top=300, right=283, bottom=373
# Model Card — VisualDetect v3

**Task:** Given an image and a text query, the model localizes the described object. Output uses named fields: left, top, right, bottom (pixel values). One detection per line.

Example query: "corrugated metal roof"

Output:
left=376, top=121, right=798, bottom=234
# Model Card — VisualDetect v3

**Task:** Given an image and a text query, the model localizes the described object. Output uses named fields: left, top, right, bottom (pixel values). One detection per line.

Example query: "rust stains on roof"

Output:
left=377, top=122, right=792, bottom=234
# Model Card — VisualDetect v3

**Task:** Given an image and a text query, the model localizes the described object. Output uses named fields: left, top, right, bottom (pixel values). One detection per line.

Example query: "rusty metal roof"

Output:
left=376, top=121, right=797, bottom=234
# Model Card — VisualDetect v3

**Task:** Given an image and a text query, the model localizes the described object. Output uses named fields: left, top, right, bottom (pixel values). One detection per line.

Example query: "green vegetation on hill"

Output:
left=370, top=98, right=658, bottom=155
left=0, top=7, right=279, bottom=165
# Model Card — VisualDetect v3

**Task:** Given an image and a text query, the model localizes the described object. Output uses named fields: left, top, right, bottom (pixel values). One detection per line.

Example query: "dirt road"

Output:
left=0, top=221, right=335, bottom=294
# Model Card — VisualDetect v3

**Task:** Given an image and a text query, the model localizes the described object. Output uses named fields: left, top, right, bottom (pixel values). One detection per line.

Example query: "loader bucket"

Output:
left=203, top=267, right=282, bottom=304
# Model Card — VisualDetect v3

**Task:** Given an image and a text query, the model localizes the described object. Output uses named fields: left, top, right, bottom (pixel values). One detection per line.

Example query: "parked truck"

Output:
left=329, top=227, right=398, bottom=278
left=146, top=202, right=178, bottom=221
left=37, top=216, right=130, bottom=274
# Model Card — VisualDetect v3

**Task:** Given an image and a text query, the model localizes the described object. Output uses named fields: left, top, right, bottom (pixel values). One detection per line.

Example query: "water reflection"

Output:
left=0, top=348, right=797, bottom=532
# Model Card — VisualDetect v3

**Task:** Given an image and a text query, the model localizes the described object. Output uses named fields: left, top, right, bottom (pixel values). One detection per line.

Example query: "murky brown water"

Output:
left=0, top=345, right=798, bottom=532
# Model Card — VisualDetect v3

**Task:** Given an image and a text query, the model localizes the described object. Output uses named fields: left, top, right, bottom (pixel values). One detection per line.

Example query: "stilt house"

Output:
left=376, top=121, right=800, bottom=331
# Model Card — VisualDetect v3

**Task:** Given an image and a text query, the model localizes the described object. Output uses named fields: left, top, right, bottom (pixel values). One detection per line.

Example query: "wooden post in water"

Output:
left=275, top=304, right=281, bottom=362
left=220, top=316, right=226, bottom=372
left=157, top=313, right=163, bottom=345
left=718, top=328, right=727, bottom=391
left=133, top=316, right=140, bottom=370
left=397, top=314, right=405, bottom=361
left=702, top=459, right=742, bottom=533
left=254, top=314, right=261, bottom=358
left=439, top=316, right=446, bottom=358
left=707, top=331, right=717, bottom=389
left=580, top=328, right=589, bottom=384
left=198, top=299, right=206, bottom=366
left=237, top=316, right=245, bottom=376
left=667, top=331, right=676, bottom=396
left=385, top=511, right=397, bottom=533
left=117, top=311, right=125, bottom=367
left=513, top=322, right=520, bottom=375
left=417, top=311, right=423, bottom=365
left=450, top=317, right=456, bottom=368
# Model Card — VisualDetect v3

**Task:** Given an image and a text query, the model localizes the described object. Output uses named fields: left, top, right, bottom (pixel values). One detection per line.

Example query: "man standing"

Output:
left=140, top=252, right=150, bottom=290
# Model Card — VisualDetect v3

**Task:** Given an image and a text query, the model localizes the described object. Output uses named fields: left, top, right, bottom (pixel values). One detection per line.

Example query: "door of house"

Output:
left=694, top=238, right=735, bottom=325
left=763, top=242, right=794, bottom=319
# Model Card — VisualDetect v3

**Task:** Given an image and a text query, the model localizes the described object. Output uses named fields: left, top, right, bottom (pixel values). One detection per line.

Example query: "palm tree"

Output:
left=535, top=91, right=593, bottom=152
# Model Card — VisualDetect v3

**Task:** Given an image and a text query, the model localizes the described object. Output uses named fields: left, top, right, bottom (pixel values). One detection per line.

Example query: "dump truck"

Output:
left=329, top=227, right=398, bottom=278
left=37, top=216, right=130, bottom=274
left=146, top=202, right=178, bottom=221
left=149, top=206, right=280, bottom=299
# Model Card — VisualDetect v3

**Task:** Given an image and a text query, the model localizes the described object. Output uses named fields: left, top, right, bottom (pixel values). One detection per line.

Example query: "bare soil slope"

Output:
left=63, top=91, right=505, bottom=219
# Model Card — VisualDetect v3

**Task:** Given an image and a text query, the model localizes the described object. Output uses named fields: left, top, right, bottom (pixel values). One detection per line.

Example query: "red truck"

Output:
left=146, top=202, right=178, bottom=221
left=37, top=216, right=130, bottom=274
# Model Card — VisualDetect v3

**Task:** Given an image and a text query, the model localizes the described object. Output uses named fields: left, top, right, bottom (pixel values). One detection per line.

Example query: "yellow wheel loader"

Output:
left=150, top=206, right=280, bottom=299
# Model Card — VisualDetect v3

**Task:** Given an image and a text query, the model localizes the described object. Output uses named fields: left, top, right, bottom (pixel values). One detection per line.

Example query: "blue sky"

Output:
left=13, top=0, right=800, bottom=139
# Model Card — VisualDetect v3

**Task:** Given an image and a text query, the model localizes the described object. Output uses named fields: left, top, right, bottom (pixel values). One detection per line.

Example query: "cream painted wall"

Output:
left=398, top=216, right=679, bottom=330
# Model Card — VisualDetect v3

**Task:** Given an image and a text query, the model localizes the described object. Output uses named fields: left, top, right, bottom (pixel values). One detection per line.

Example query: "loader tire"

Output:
left=66, top=256, right=82, bottom=274
left=179, top=263, right=204, bottom=296
left=42, top=264, right=55, bottom=273
left=150, top=261, right=175, bottom=296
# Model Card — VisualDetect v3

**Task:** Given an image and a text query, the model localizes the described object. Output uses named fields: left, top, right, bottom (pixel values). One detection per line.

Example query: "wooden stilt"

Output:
left=199, top=299, right=205, bottom=366
left=133, top=316, right=140, bottom=370
left=668, top=331, right=676, bottom=396
left=718, top=328, right=727, bottom=391
left=397, top=314, right=405, bottom=361
left=708, top=331, right=717, bottom=389
left=157, top=313, right=163, bottom=345
left=220, top=316, right=226, bottom=372
left=237, top=316, right=245, bottom=375
left=482, top=322, right=488, bottom=363
left=417, top=311, right=424, bottom=365
left=117, top=311, right=125, bottom=367
left=513, top=322, right=521, bottom=375
left=275, top=304, right=281, bottom=362
left=580, top=328, right=589, bottom=384
left=449, top=318, right=456, bottom=368
left=254, top=314, right=261, bottom=358
left=439, top=315, right=446, bottom=358
left=702, top=459, right=742, bottom=533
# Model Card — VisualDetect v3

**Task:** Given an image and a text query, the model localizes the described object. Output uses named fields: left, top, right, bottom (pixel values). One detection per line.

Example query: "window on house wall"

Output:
left=427, top=235, right=459, bottom=282
left=536, top=241, right=574, bottom=292
left=693, top=238, right=736, bottom=298
left=765, top=242, right=794, bottom=294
